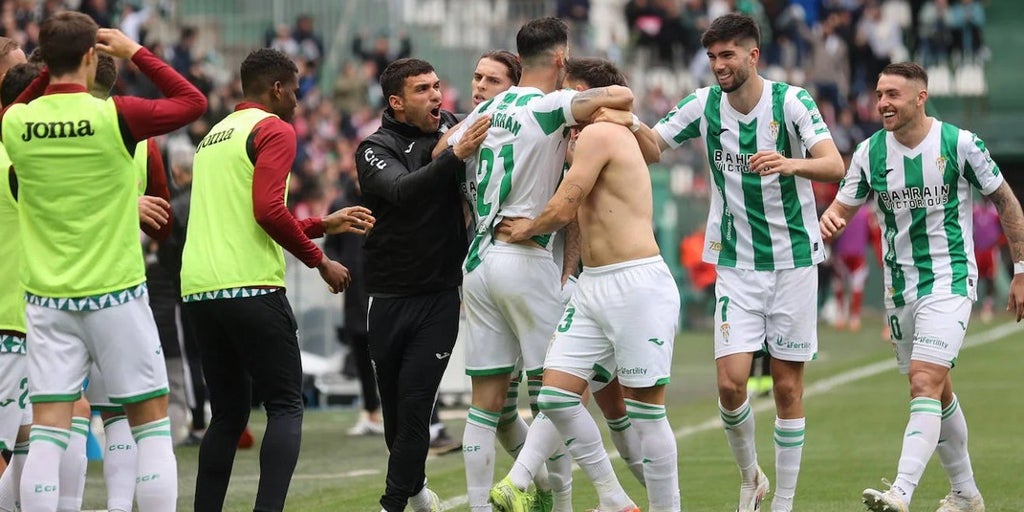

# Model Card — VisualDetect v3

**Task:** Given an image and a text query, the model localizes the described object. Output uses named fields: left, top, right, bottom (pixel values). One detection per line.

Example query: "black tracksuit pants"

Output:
left=368, top=288, right=460, bottom=512
left=185, top=290, right=303, bottom=512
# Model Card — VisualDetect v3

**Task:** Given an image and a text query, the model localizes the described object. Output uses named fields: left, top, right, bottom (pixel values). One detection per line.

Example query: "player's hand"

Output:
left=496, top=217, right=532, bottom=243
left=453, top=115, right=490, bottom=160
left=819, top=209, right=847, bottom=241
left=323, top=206, right=374, bottom=235
left=96, top=28, right=143, bottom=59
left=1007, top=274, right=1024, bottom=322
left=317, top=256, right=351, bottom=294
left=591, top=106, right=632, bottom=127
left=750, top=150, right=797, bottom=177
left=138, top=195, right=170, bottom=230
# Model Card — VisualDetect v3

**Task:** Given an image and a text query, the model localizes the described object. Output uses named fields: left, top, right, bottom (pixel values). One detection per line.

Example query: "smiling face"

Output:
left=705, top=39, right=757, bottom=93
left=875, top=72, right=927, bottom=133
left=471, top=57, right=516, bottom=106
left=390, top=71, right=442, bottom=132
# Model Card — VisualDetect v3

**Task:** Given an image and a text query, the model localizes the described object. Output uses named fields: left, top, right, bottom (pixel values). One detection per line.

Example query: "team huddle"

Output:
left=0, top=8, right=1022, bottom=512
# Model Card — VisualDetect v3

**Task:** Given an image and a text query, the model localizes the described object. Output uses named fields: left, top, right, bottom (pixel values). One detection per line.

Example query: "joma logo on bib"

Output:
left=21, top=120, right=95, bottom=141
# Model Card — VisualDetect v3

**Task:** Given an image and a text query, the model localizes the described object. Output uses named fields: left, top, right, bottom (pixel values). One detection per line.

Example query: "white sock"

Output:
left=626, top=400, right=679, bottom=512
left=529, top=380, right=571, bottom=494
left=720, top=399, right=759, bottom=482
left=0, top=441, right=28, bottom=512
left=538, top=386, right=633, bottom=511
left=892, top=397, right=942, bottom=505
left=464, top=406, right=500, bottom=511
left=56, top=417, right=89, bottom=512
left=131, top=417, right=178, bottom=512
left=508, top=413, right=562, bottom=491
left=771, top=417, right=805, bottom=512
left=21, top=426, right=69, bottom=512
left=103, top=415, right=138, bottom=512
left=497, top=376, right=554, bottom=489
left=552, top=485, right=573, bottom=512
left=607, top=415, right=645, bottom=486
left=936, top=395, right=980, bottom=498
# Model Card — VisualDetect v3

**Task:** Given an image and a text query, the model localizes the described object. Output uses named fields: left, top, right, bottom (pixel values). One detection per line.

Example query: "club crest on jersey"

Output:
left=720, top=322, right=730, bottom=342
left=935, top=155, right=949, bottom=175
left=769, top=120, right=780, bottom=140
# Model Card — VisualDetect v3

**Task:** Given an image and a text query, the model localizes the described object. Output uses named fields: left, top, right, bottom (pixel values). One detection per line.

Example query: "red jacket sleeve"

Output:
left=112, top=47, right=207, bottom=143
left=250, top=117, right=324, bottom=268
left=140, top=139, right=172, bottom=241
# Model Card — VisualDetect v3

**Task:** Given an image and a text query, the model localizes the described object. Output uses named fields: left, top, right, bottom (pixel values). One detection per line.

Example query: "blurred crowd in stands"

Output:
left=0, top=0, right=990, bottom=223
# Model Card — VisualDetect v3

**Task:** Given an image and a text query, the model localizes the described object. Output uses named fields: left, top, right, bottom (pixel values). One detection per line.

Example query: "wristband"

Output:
left=1015, top=261, right=1024, bottom=275
left=630, top=114, right=641, bottom=133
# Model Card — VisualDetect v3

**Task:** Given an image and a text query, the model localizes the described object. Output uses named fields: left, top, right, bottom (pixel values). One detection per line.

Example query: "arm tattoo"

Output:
left=570, top=88, right=608, bottom=111
left=990, top=183, right=1024, bottom=261
left=563, top=184, right=584, bottom=204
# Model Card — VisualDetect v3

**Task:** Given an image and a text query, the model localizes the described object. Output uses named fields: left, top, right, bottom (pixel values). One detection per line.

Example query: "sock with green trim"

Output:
left=936, top=395, right=981, bottom=498
left=464, top=406, right=500, bottom=512
left=607, top=415, right=645, bottom=486
left=891, top=397, right=942, bottom=505
left=528, top=378, right=572, bottom=495
left=538, top=386, right=633, bottom=511
left=0, top=440, right=28, bottom=512
left=131, top=417, right=178, bottom=511
left=21, top=425, right=70, bottom=511
left=507, top=412, right=562, bottom=492
left=103, top=415, right=137, bottom=512
left=719, top=398, right=759, bottom=483
left=56, top=417, right=89, bottom=512
left=770, top=416, right=805, bottom=512
left=496, top=376, right=529, bottom=459
left=627, top=399, right=679, bottom=512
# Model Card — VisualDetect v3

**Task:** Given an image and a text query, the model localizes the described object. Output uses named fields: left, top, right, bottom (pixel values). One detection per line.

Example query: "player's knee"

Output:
left=263, top=397, right=304, bottom=419
left=717, top=376, right=748, bottom=403
left=772, top=379, right=803, bottom=410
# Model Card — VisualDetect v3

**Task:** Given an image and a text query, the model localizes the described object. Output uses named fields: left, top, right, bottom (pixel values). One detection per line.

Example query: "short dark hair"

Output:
left=39, top=11, right=99, bottom=76
left=480, top=50, right=521, bottom=85
left=239, top=48, right=298, bottom=97
left=701, top=13, right=760, bottom=49
left=379, top=57, right=435, bottom=101
left=565, top=57, right=627, bottom=88
left=516, top=17, right=568, bottom=62
left=880, top=62, right=929, bottom=87
left=93, top=53, right=117, bottom=96
left=27, top=47, right=42, bottom=64
left=1, top=62, right=42, bottom=107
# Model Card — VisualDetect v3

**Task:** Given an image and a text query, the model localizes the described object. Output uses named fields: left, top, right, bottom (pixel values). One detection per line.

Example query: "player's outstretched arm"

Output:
left=819, top=199, right=859, bottom=242
left=986, top=181, right=1024, bottom=321
left=750, top=138, right=845, bottom=182
left=569, top=85, right=633, bottom=125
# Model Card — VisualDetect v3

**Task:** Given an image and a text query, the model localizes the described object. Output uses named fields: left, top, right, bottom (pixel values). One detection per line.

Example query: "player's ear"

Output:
left=388, top=94, right=403, bottom=113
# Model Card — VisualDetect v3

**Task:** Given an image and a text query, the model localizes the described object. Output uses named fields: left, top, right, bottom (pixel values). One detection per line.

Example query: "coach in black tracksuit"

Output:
left=356, top=58, right=490, bottom=512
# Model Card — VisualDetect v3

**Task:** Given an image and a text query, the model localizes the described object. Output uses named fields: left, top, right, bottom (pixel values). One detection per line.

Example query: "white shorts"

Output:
left=0, top=350, right=32, bottom=451
left=887, top=294, right=972, bottom=374
left=26, top=295, right=169, bottom=404
left=545, top=256, right=680, bottom=389
left=84, top=363, right=123, bottom=412
left=714, top=266, right=818, bottom=361
left=464, top=243, right=564, bottom=377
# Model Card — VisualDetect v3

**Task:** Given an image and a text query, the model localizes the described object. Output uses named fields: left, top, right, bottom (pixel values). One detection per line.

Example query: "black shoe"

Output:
left=428, top=431, right=461, bottom=456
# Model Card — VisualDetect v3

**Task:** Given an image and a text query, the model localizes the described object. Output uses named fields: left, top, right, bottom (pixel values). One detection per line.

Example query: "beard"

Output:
left=719, top=65, right=750, bottom=93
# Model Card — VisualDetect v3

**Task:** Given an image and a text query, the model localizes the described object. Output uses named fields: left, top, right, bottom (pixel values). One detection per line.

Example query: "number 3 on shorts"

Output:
left=557, top=306, right=576, bottom=333
left=717, top=296, right=730, bottom=323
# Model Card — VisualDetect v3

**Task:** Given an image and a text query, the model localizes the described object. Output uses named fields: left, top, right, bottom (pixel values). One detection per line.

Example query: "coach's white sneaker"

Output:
left=936, top=492, right=985, bottom=512
left=737, top=466, right=770, bottom=512
left=862, top=481, right=908, bottom=512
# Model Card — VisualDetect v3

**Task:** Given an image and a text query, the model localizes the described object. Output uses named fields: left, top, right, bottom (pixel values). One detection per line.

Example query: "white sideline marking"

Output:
left=439, top=322, right=1020, bottom=510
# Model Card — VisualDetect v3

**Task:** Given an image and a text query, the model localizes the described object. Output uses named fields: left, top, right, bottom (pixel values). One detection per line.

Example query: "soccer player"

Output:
left=820, top=61, right=1024, bottom=512
left=830, top=205, right=873, bottom=331
left=493, top=56, right=678, bottom=512
left=1, top=14, right=205, bottom=511
left=181, top=48, right=371, bottom=512
left=446, top=17, right=634, bottom=512
left=633, top=13, right=845, bottom=512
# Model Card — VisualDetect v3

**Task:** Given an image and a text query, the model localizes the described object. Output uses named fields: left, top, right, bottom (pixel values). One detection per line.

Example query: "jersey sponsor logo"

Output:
left=878, top=185, right=950, bottom=211
left=362, top=148, right=387, bottom=170
left=773, top=335, right=811, bottom=350
left=914, top=335, right=949, bottom=350
left=712, top=150, right=757, bottom=174
left=617, top=366, right=648, bottom=377
left=195, top=128, right=234, bottom=152
left=20, top=120, right=95, bottom=142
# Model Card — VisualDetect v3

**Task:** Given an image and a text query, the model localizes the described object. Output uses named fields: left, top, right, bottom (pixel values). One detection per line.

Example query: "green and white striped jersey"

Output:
left=836, top=120, right=1002, bottom=308
left=654, top=80, right=832, bottom=270
left=449, top=86, right=577, bottom=272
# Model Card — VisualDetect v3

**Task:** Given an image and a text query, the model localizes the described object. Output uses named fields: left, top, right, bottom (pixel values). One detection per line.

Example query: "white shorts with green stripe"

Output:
left=0, top=350, right=32, bottom=451
left=713, top=265, right=819, bottom=362
left=544, top=256, right=679, bottom=389
left=26, top=295, right=168, bottom=404
left=887, top=294, right=972, bottom=374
